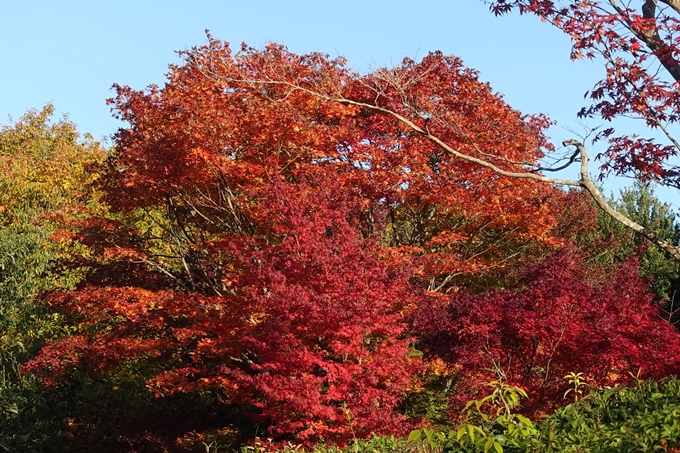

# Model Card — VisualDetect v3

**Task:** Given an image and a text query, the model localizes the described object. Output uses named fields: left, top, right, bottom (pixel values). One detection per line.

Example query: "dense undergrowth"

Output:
left=261, top=378, right=680, bottom=453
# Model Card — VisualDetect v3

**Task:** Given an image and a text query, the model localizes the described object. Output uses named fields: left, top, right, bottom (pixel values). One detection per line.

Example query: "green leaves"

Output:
left=407, top=380, right=539, bottom=453
left=404, top=378, right=680, bottom=453
left=541, top=378, right=680, bottom=452
left=598, top=180, right=680, bottom=302
left=563, top=372, right=589, bottom=402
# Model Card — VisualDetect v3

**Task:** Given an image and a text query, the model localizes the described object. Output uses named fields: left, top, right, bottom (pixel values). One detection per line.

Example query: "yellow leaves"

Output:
left=426, top=357, right=460, bottom=377
left=0, top=104, right=107, bottom=222
left=246, top=311, right=267, bottom=325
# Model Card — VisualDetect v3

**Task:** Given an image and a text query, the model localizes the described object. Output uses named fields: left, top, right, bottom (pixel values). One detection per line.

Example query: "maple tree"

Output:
left=413, top=247, right=680, bottom=415
left=79, top=38, right=562, bottom=296
left=21, top=40, right=566, bottom=445
left=26, top=180, right=419, bottom=445
left=482, top=0, right=680, bottom=261
left=151, top=38, right=562, bottom=289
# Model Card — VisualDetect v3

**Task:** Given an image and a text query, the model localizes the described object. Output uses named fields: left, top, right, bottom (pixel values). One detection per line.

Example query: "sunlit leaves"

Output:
left=0, top=105, right=105, bottom=221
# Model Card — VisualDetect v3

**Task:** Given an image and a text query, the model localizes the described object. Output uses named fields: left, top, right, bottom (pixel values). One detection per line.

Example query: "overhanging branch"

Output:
left=219, top=74, right=680, bottom=261
left=564, top=139, right=680, bottom=261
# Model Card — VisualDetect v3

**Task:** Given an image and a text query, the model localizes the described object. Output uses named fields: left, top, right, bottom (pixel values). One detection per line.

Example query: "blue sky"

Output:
left=1, top=0, right=675, bottom=204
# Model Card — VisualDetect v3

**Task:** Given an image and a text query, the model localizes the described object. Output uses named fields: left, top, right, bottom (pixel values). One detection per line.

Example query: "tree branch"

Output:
left=220, top=75, right=680, bottom=261
left=564, top=139, right=680, bottom=261
left=608, top=0, right=680, bottom=82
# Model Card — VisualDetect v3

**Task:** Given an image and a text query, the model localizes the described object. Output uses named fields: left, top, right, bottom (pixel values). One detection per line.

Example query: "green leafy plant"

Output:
left=563, top=372, right=589, bottom=403
left=407, top=380, right=539, bottom=453
left=541, top=377, right=680, bottom=452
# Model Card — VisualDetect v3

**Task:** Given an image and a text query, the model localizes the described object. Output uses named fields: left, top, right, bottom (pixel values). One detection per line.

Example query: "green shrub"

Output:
left=330, top=377, right=680, bottom=453
left=541, top=377, right=680, bottom=452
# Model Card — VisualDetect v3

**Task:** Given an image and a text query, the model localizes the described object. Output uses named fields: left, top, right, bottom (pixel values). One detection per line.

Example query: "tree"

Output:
left=25, top=38, right=680, bottom=447
left=0, top=106, right=106, bottom=451
left=413, top=248, right=680, bottom=415
left=25, top=179, right=420, bottom=445
left=483, top=0, right=680, bottom=260
left=597, top=181, right=680, bottom=319
left=0, top=105, right=104, bottom=220
left=540, top=183, right=679, bottom=298
left=23, top=41, right=568, bottom=445
left=98, top=38, right=562, bottom=295
left=0, top=103, right=105, bottom=370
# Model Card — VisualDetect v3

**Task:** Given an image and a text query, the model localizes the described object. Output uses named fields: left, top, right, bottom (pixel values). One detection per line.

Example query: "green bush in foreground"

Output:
left=541, top=377, right=680, bottom=452
left=264, top=377, right=680, bottom=453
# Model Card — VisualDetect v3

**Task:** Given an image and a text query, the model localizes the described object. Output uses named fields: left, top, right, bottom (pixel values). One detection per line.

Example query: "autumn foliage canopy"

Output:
left=21, top=38, right=680, bottom=446
left=489, top=0, right=680, bottom=188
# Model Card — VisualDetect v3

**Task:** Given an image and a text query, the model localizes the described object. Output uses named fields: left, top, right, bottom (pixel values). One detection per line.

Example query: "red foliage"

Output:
left=25, top=180, right=419, bottom=444
left=488, top=0, right=680, bottom=187
left=413, top=247, right=680, bottom=415
left=224, top=184, right=417, bottom=441
left=27, top=38, right=660, bottom=445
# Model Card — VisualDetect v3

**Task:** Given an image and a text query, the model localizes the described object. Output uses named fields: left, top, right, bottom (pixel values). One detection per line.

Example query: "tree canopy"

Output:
left=7, top=41, right=675, bottom=449
left=1, top=8, right=680, bottom=448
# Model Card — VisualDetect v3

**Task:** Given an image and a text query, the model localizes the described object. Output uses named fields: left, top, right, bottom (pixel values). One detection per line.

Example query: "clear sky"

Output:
left=0, top=0, right=675, bottom=205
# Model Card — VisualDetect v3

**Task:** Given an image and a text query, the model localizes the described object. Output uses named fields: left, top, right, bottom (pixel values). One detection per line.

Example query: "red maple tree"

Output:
left=486, top=0, right=680, bottom=260
left=26, top=178, right=419, bottom=444
left=413, top=247, right=680, bottom=415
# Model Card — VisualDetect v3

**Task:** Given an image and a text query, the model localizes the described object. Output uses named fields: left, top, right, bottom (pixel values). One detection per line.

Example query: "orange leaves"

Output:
left=104, top=42, right=561, bottom=283
left=26, top=39, right=585, bottom=444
